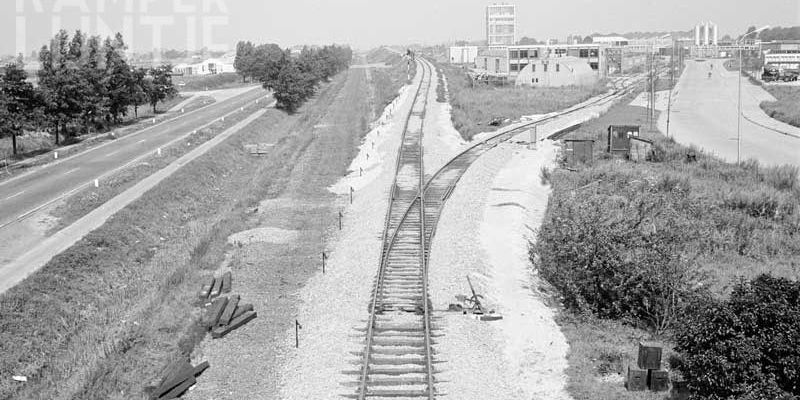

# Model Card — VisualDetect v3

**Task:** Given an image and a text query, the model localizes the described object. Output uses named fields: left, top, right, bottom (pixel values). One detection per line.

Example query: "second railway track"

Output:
left=355, top=55, right=645, bottom=399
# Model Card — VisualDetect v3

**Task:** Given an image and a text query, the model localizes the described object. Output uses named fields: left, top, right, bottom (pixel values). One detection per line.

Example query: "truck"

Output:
left=762, top=66, right=799, bottom=82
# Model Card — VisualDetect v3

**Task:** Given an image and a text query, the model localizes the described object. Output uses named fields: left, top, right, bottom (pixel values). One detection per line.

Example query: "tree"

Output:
left=128, top=67, right=148, bottom=118
left=80, top=35, right=108, bottom=131
left=0, top=64, right=37, bottom=155
left=261, top=52, right=315, bottom=113
left=234, top=41, right=256, bottom=82
left=104, top=34, right=133, bottom=122
left=517, top=36, right=541, bottom=45
left=144, top=65, right=177, bottom=113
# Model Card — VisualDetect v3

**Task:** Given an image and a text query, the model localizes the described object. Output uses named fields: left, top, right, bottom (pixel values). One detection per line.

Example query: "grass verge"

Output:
left=760, top=85, right=800, bottom=128
left=438, top=63, right=608, bottom=140
left=366, top=48, right=416, bottom=116
left=533, top=100, right=800, bottom=399
left=0, top=69, right=362, bottom=399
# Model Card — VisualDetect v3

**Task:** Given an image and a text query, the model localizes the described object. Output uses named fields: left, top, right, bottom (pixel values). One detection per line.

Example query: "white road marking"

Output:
left=105, top=149, right=121, bottom=158
left=137, top=139, right=146, bottom=144
left=2, top=191, right=25, bottom=201
left=63, top=168, right=79, bottom=176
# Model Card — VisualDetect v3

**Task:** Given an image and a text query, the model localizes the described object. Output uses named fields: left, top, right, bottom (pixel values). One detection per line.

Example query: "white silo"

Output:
left=712, top=22, right=718, bottom=45
left=695, top=24, right=701, bottom=46
left=704, top=22, right=710, bottom=45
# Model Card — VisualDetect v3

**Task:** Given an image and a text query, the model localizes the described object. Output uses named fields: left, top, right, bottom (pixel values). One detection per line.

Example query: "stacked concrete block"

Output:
left=626, top=342, right=670, bottom=392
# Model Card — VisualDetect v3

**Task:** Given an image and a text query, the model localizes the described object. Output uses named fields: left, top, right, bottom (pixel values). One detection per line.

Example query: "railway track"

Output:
left=355, top=56, right=645, bottom=399
left=356, top=57, right=436, bottom=400
left=422, top=70, right=645, bottom=245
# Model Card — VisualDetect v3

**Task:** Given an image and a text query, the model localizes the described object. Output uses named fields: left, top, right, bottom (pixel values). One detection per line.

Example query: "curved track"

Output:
left=357, top=57, right=435, bottom=400
left=356, top=57, right=644, bottom=399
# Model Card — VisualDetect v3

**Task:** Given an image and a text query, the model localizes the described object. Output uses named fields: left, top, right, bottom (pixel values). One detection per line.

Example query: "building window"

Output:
left=556, top=63, right=560, bottom=72
left=589, top=62, right=599, bottom=70
left=495, top=59, right=500, bottom=72
left=510, top=50, right=519, bottom=59
left=543, top=63, right=548, bottom=72
left=590, top=49, right=599, bottom=57
left=484, top=58, right=488, bottom=70
left=510, top=64, right=519, bottom=72
left=531, top=64, right=536, bottom=72
left=519, top=50, right=528, bottom=58
left=579, top=49, right=589, bottom=58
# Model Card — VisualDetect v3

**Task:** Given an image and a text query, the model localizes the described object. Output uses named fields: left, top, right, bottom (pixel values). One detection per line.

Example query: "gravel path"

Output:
left=277, top=68, right=422, bottom=400
left=427, top=136, right=572, bottom=399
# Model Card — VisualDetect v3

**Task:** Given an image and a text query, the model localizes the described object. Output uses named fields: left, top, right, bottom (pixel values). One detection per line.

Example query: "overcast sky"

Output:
left=2, top=0, right=799, bottom=56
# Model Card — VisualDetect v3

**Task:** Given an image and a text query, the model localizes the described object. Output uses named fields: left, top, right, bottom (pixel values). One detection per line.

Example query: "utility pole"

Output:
left=737, top=46, right=743, bottom=164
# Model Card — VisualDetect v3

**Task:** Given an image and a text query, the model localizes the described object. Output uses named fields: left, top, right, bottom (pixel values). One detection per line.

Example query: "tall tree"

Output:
left=0, top=64, right=37, bottom=155
left=81, top=35, right=108, bottom=130
left=128, top=67, right=148, bottom=118
left=234, top=41, right=256, bottom=82
left=105, top=34, right=133, bottom=122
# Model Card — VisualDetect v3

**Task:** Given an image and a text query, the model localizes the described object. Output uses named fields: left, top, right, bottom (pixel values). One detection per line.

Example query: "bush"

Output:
left=533, top=185, right=702, bottom=333
left=674, top=275, right=800, bottom=400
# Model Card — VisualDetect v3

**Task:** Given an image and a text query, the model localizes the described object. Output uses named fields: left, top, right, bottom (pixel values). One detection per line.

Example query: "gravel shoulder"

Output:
left=427, top=140, right=571, bottom=399
left=277, top=68, right=419, bottom=400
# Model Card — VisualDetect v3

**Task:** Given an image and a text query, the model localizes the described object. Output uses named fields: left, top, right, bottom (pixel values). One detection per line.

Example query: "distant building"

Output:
left=448, top=46, right=479, bottom=64
left=486, top=4, right=516, bottom=46
left=506, top=43, right=605, bottom=75
left=592, top=36, right=630, bottom=47
left=515, top=56, right=598, bottom=87
left=173, top=53, right=235, bottom=76
left=474, top=43, right=606, bottom=85
left=475, top=48, right=509, bottom=75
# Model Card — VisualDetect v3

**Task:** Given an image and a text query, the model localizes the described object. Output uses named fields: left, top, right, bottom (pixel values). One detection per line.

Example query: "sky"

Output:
left=1, top=0, right=799, bottom=56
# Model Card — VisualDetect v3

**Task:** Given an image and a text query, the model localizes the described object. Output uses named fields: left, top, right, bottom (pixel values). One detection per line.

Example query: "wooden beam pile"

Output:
left=198, top=272, right=258, bottom=339
left=151, top=359, right=209, bottom=399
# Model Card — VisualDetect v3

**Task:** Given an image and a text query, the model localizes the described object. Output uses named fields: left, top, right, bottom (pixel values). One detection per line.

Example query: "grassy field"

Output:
left=175, top=72, right=250, bottom=92
left=439, top=63, right=608, bottom=140
left=0, top=66, right=371, bottom=399
left=760, top=85, right=800, bottom=128
left=533, top=100, right=800, bottom=399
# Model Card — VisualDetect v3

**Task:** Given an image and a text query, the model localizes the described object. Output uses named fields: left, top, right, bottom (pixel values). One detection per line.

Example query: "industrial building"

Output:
left=515, top=56, right=598, bottom=87
left=448, top=46, right=479, bottom=64
left=762, top=41, right=800, bottom=71
left=473, top=43, right=606, bottom=86
left=695, top=21, right=719, bottom=46
left=486, top=4, right=516, bottom=46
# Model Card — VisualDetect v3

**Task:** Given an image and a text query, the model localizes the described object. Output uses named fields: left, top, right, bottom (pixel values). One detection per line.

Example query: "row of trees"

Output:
left=0, top=30, right=177, bottom=154
left=234, top=41, right=352, bottom=112
left=748, top=25, right=800, bottom=41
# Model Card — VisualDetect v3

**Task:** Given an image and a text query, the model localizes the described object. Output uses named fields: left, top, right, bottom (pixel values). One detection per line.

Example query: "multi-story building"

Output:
left=486, top=4, right=516, bottom=46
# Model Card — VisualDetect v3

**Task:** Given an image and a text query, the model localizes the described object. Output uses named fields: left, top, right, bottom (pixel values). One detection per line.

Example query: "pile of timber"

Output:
left=151, top=359, right=209, bottom=399
left=198, top=272, right=258, bottom=339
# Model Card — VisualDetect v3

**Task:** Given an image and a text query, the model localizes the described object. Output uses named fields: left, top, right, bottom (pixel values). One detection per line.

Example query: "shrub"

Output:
left=674, top=275, right=800, bottom=399
left=533, top=187, right=701, bottom=333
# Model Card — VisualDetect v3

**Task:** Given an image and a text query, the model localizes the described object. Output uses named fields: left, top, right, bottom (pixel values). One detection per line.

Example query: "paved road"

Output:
left=665, top=59, right=799, bottom=166
left=0, top=86, right=269, bottom=229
